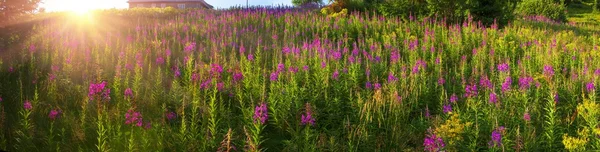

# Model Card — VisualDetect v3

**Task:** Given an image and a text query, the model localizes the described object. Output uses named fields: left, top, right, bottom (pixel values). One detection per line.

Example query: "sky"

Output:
left=40, top=0, right=294, bottom=12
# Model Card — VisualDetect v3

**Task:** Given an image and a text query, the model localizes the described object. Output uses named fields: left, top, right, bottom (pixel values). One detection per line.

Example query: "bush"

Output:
left=516, top=0, right=567, bottom=22
left=375, top=0, right=428, bottom=20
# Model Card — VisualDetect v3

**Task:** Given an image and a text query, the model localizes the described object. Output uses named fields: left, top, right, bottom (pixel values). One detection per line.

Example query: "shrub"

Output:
left=516, top=0, right=567, bottom=22
left=375, top=0, right=428, bottom=20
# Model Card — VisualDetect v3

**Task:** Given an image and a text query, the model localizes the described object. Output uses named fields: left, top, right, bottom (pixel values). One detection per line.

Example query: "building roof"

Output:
left=127, top=0, right=213, bottom=8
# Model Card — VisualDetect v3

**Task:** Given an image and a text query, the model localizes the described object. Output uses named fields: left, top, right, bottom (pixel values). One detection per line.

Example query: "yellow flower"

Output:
left=435, top=113, right=472, bottom=146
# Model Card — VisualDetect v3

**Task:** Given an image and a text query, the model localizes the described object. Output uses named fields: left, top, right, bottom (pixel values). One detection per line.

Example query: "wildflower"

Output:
left=217, top=82, right=225, bottom=91
left=233, top=72, right=244, bottom=83
left=523, top=112, right=531, bottom=122
left=332, top=70, right=340, bottom=80
left=270, top=72, right=279, bottom=82
left=497, top=63, right=509, bottom=72
left=423, top=130, right=445, bottom=152
left=301, top=103, right=315, bottom=126
left=277, top=63, right=285, bottom=72
left=554, top=93, right=559, bottom=104
left=24, top=100, right=32, bottom=110
left=9, top=67, right=14, bottom=73
left=124, top=88, right=133, bottom=99
left=438, top=77, right=445, bottom=86
left=501, top=77, right=512, bottom=93
left=88, top=81, right=111, bottom=101
left=465, top=84, right=478, bottom=98
left=374, top=83, right=382, bottom=90
left=365, top=82, right=372, bottom=89
left=449, top=94, right=458, bottom=103
left=49, top=109, right=61, bottom=121
left=443, top=104, right=452, bottom=114
left=125, top=109, right=143, bottom=127
left=586, top=82, right=595, bottom=93
left=253, top=102, right=268, bottom=124
left=489, top=92, right=498, bottom=104
left=211, top=64, right=223, bottom=74
left=388, top=72, right=398, bottom=83
left=320, top=61, right=326, bottom=69
left=543, top=65, right=555, bottom=77
left=155, top=56, right=165, bottom=65
left=425, top=107, right=431, bottom=118
left=288, top=66, right=299, bottom=74
left=166, top=111, right=177, bottom=121
left=479, top=76, right=493, bottom=90
left=184, top=42, right=196, bottom=53
left=0, top=96, right=2, bottom=102
left=247, top=54, right=254, bottom=61
left=489, top=126, right=504, bottom=148
left=518, top=76, right=534, bottom=90
left=302, top=65, right=309, bottom=71
left=144, top=121, right=152, bottom=130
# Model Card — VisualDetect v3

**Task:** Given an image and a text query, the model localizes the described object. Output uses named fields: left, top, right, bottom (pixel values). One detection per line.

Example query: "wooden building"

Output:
left=128, top=0, right=213, bottom=9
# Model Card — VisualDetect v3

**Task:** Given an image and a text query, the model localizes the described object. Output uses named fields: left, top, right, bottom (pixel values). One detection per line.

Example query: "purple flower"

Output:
left=423, top=130, right=445, bottom=152
left=320, top=61, right=326, bottom=69
left=332, top=70, right=340, bottom=80
left=438, top=77, right=445, bottom=86
left=554, top=93, right=559, bottom=104
left=374, top=83, right=382, bottom=90
left=479, top=76, right=493, bottom=90
left=543, top=65, right=555, bottom=78
left=288, top=66, right=299, bottom=74
left=270, top=72, right=279, bottom=82
left=450, top=94, right=458, bottom=103
left=365, top=82, right=372, bottom=89
left=465, top=84, right=478, bottom=98
left=124, top=88, right=134, bottom=99
left=125, top=109, right=143, bottom=127
left=166, top=111, right=177, bottom=121
left=253, top=103, right=268, bottom=124
left=0, top=96, right=2, bottom=103
left=233, top=72, right=244, bottom=83
left=518, top=76, right=534, bottom=90
left=301, top=103, right=315, bottom=126
left=184, top=42, right=196, bottom=53
left=489, top=126, right=504, bottom=148
left=497, top=63, right=509, bottom=72
left=144, top=121, right=152, bottom=130
left=49, top=109, right=61, bottom=121
left=302, top=65, right=309, bottom=71
left=489, top=93, right=498, bottom=104
left=443, top=104, right=452, bottom=114
left=388, top=72, right=398, bottom=83
left=501, top=77, right=512, bottom=93
left=277, top=63, right=285, bottom=72
left=586, top=82, right=595, bottom=92
left=23, top=100, right=32, bottom=110
left=247, top=54, right=254, bottom=61
left=88, top=81, right=111, bottom=101
left=155, top=56, right=165, bottom=65
left=523, top=112, right=531, bottom=122
left=217, top=82, right=225, bottom=91
left=211, top=64, right=223, bottom=74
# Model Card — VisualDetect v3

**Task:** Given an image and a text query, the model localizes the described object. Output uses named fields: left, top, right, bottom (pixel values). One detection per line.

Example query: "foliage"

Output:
left=516, top=0, right=568, bottom=22
left=0, top=0, right=41, bottom=25
left=292, top=0, right=324, bottom=6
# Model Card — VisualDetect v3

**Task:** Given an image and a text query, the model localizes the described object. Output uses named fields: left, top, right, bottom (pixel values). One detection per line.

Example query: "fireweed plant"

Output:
left=0, top=6, right=600, bottom=151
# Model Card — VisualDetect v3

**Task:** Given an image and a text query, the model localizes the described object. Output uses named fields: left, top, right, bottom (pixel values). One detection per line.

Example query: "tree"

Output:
left=0, top=0, right=41, bottom=25
left=292, top=0, right=323, bottom=6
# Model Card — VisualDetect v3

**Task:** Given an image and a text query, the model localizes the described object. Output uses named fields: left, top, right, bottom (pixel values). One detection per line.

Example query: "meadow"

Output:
left=0, top=6, right=600, bottom=151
